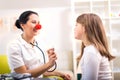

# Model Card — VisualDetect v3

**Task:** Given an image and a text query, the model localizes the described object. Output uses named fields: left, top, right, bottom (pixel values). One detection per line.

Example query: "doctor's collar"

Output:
left=21, top=34, right=36, bottom=44
left=20, top=34, right=36, bottom=48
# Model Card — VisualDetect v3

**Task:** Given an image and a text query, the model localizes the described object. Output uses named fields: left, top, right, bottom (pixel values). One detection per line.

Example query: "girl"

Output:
left=74, top=13, right=115, bottom=80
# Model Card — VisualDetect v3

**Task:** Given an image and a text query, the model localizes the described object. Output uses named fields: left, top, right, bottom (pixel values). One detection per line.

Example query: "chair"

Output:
left=0, top=54, right=10, bottom=74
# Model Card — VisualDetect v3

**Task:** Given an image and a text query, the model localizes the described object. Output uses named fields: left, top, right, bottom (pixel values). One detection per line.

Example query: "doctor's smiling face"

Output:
left=21, top=13, right=40, bottom=37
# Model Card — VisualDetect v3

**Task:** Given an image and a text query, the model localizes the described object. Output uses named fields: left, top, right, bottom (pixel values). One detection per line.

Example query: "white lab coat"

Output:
left=7, top=34, right=47, bottom=77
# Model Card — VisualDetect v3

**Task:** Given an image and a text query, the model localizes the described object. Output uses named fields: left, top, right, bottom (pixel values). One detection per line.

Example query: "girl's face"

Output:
left=74, top=22, right=85, bottom=40
left=21, top=14, right=40, bottom=37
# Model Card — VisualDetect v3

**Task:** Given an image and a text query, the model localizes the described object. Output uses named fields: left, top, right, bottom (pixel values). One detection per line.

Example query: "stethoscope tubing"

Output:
left=30, top=41, right=57, bottom=72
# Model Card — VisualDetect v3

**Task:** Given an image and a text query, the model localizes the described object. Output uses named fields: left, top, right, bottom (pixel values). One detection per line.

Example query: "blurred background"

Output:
left=0, top=0, right=120, bottom=80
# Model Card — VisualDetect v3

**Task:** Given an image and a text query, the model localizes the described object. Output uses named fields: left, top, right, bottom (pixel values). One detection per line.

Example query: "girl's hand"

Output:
left=62, top=74, right=71, bottom=80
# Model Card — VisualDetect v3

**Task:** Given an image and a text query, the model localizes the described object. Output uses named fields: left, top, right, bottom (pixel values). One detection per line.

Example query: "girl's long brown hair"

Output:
left=76, top=13, right=115, bottom=64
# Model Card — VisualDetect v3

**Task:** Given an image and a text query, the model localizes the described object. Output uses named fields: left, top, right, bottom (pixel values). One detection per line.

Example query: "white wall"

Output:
left=0, top=0, right=70, bottom=9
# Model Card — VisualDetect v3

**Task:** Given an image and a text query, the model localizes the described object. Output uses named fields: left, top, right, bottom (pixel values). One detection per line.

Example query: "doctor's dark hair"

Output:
left=15, top=10, right=38, bottom=31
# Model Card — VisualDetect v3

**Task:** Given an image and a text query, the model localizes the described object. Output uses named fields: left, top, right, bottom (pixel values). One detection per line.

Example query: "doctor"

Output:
left=7, top=10, right=71, bottom=80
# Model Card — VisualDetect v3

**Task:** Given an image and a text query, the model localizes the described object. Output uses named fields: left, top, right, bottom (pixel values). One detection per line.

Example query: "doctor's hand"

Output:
left=47, top=48, right=57, bottom=67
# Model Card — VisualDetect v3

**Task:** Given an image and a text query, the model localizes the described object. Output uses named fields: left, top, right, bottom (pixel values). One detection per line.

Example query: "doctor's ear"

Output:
left=20, top=24, right=25, bottom=30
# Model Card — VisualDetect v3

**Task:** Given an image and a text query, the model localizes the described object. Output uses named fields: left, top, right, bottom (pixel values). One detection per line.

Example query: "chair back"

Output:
left=0, top=54, right=10, bottom=74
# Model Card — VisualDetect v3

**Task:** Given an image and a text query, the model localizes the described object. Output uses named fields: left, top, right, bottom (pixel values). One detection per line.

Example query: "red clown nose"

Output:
left=35, top=24, right=42, bottom=30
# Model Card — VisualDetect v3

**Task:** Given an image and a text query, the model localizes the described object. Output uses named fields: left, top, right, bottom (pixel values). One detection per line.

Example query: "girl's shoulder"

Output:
left=84, top=45, right=101, bottom=56
left=84, top=45, right=97, bottom=52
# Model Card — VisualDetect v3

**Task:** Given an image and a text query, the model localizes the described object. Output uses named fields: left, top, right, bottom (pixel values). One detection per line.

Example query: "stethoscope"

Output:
left=30, top=41, right=57, bottom=72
